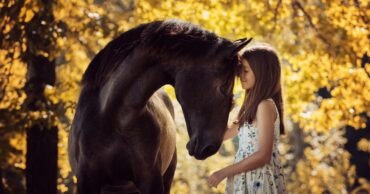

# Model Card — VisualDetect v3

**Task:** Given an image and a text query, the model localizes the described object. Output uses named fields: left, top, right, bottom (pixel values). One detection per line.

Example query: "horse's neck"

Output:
left=99, top=54, right=171, bottom=121
left=124, top=65, right=169, bottom=109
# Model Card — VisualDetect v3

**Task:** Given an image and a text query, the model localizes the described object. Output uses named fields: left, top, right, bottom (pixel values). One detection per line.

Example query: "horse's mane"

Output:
left=81, top=23, right=146, bottom=86
left=81, top=19, right=230, bottom=87
left=141, top=19, right=224, bottom=59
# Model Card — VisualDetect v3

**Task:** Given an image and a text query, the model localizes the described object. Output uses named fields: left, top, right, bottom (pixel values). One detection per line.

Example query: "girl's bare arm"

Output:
left=223, top=120, right=239, bottom=141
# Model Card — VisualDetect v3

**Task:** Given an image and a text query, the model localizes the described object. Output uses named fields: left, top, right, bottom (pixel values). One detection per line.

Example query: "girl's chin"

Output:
left=241, top=83, right=247, bottom=89
left=242, top=85, right=252, bottom=90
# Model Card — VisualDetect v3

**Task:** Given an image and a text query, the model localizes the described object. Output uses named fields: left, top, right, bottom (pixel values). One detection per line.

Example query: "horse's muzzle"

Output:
left=186, top=138, right=218, bottom=160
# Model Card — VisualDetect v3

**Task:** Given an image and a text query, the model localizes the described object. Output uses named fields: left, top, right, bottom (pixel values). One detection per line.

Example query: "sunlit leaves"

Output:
left=1, top=0, right=369, bottom=193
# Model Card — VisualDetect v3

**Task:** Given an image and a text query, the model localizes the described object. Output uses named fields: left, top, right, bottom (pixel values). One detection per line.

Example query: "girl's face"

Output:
left=240, top=59, right=255, bottom=90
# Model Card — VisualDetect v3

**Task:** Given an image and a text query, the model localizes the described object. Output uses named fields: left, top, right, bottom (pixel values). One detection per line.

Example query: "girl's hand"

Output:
left=208, top=170, right=226, bottom=188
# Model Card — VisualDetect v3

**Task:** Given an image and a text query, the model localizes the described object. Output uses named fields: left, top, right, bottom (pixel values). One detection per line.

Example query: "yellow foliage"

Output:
left=1, top=0, right=368, bottom=193
left=357, top=138, right=370, bottom=153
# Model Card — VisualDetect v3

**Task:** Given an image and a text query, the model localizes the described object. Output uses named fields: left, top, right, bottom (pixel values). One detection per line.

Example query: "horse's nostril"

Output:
left=186, top=142, right=193, bottom=155
left=186, top=139, right=198, bottom=156
left=201, top=144, right=217, bottom=157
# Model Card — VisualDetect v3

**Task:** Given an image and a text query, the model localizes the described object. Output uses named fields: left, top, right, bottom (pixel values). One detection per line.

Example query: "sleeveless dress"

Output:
left=225, top=99, right=287, bottom=194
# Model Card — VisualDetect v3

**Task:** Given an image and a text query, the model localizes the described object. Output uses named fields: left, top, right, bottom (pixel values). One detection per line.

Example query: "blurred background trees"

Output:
left=0, top=0, right=368, bottom=193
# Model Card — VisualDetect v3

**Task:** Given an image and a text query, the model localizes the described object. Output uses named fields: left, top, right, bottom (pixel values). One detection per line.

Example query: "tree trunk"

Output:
left=26, top=125, right=58, bottom=194
left=288, top=122, right=307, bottom=170
left=24, top=54, right=57, bottom=194
left=22, top=0, right=58, bottom=193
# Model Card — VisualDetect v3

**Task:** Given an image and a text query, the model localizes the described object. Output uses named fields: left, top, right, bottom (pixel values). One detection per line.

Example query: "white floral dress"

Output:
left=225, top=99, right=287, bottom=194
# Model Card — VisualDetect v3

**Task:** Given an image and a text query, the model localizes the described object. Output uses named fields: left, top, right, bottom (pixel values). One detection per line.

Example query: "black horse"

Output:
left=68, top=19, right=251, bottom=194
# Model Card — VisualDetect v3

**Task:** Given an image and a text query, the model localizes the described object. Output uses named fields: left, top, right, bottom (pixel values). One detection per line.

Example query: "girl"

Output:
left=207, top=44, right=287, bottom=194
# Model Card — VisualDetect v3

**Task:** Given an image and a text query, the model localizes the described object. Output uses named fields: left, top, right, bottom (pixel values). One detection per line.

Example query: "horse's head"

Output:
left=175, top=38, right=252, bottom=160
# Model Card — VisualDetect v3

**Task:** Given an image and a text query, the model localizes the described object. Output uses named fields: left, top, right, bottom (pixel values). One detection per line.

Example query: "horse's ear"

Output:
left=229, top=37, right=253, bottom=56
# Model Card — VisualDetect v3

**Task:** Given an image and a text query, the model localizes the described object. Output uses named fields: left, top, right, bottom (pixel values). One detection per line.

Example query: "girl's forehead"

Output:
left=241, top=59, right=251, bottom=69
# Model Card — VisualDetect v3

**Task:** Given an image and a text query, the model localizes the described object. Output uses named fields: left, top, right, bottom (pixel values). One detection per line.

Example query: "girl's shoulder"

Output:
left=257, top=99, right=276, bottom=111
left=256, top=98, right=277, bottom=121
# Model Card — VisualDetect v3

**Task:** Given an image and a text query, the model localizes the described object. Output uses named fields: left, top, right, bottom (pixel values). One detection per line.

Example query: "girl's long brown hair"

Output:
left=236, top=44, right=285, bottom=135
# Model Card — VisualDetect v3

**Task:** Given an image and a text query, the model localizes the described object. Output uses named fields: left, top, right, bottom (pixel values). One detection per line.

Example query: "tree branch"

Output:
left=292, top=0, right=332, bottom=48
left=272, top=0, right=282, bottom=33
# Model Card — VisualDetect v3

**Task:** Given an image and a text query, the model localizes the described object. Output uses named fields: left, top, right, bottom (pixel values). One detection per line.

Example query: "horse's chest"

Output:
left=158, top=116, right=176, bottom=175
left=147, top=95, right=177, bottom=175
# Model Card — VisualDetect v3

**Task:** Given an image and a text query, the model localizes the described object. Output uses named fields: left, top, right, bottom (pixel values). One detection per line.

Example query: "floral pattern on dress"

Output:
left=225, top=99, right=287, bottom=194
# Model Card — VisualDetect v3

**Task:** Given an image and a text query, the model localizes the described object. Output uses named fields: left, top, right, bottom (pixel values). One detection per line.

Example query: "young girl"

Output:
left=207, top=44, right=287, bottom=194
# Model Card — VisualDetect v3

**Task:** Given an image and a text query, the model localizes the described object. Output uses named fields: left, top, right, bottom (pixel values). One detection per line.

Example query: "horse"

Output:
left=68, top=19, right=252, bottom=194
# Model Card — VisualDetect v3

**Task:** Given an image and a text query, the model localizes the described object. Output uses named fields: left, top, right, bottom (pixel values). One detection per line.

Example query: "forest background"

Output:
left=0, top=0, right=369, bottom=193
